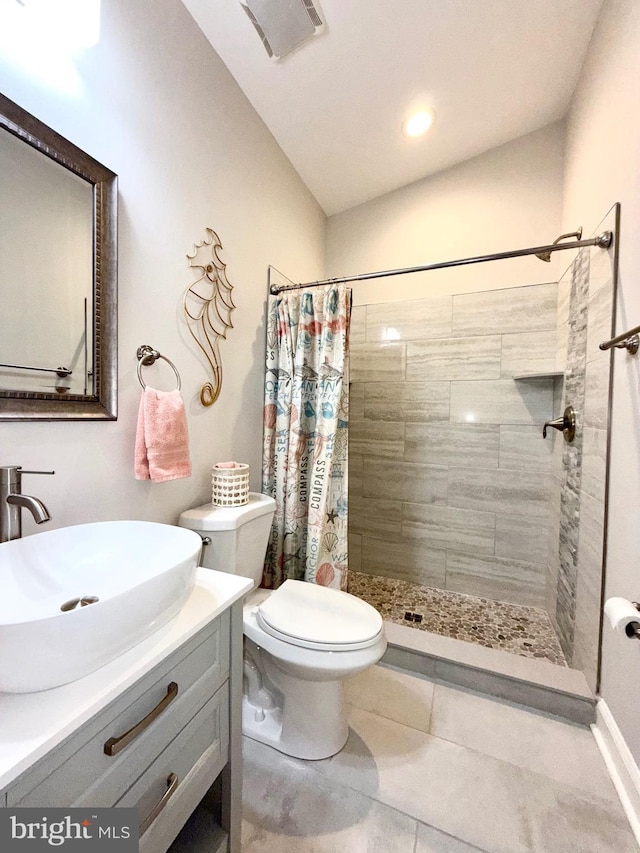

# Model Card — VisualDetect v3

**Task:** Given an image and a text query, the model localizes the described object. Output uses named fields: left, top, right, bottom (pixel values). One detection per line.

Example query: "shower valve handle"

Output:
left=542, top=406, right=576, bottom=442
left=542, top=417, right=564, bottom=437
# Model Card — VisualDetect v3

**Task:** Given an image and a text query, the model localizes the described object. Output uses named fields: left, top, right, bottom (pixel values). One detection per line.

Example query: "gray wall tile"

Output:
left=446, top=551, right=547, bottom=608
left=348, top=532, right=362, bottom=571
left=581, top=427, right=607, bottom=502
left=349, top=418, right=405, bottom=459
left=407, top=336, right=501, bottom=381
left=403, top=502, right=495, bottom=555
left=572, top=493, right=605, bottom=691
left=450, top=379, right=553, bottom=425
left=448, top=468, right=551, bottom=518
left=500, top=330, right=557, bottom=378
left=452, top=283, right=557, bottom=336
left=364, top=459, right=448, bottom=505
left=350, top=342, right=406, bottom=383
left=349, top=453, right=363, bottom=496
left=552, top=373, right=565, bottom=422
left=546, top=475, right=562, bottom=620
left=583, top=355, right=610, bottom=430
left=349, top=381, right=365, bottom=420
left=586, top=280, right=614, bottom=364
left=499, top=425, right=554, bottom=471
left=349, top=494, right=402, bottom=537
left=406, top=423, right=499, bottom=469
left=366, top=296, right=452, bottom=342
left=361, top=536, right=447, bottom=586
left=365, top=380, right=450, bottom=423
left=350, top=305, right=367, bottom=344
left=556, top=277, right=571, bottom=372
left=496, top=514, right=549, bottom=565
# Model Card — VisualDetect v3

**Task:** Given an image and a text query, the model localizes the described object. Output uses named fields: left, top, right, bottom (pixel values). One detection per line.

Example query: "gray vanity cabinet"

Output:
left=0, top=600, right=244, bottom=853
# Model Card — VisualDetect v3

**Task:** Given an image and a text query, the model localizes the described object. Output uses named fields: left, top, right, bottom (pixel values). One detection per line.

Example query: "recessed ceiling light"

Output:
left=403, top=109, right=436, bottom=138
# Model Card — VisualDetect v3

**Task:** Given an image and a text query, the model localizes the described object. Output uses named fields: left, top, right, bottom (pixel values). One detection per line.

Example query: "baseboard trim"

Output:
left=592, top=699, right=640, bottom=847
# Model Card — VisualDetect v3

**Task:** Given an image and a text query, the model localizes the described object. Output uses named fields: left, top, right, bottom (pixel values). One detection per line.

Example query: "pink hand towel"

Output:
left=135, top=388, right=192, bottom=482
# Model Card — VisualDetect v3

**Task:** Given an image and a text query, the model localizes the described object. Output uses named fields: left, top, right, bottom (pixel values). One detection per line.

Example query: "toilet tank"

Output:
left=178, top=493, right=276, bottom=587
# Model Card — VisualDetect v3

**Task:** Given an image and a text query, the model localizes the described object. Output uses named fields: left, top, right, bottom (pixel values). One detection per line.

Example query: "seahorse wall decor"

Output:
left=184, top=228, right=236, bottom=406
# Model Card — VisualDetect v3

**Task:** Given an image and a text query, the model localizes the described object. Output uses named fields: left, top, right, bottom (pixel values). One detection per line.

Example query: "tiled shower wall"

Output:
left=546, top=212, right=616, bottom=690
left=348, top=283, right=559, bottom=610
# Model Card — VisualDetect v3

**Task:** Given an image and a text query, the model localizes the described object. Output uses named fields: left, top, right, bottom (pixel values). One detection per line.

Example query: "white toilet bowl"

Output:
left=242, top=581, right=387, bottom=760
left=178, top=495, right=387, bottom=760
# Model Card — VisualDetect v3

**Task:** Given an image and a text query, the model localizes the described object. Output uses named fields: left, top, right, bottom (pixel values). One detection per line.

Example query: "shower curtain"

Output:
left=262, top=284, right=351, bottom=591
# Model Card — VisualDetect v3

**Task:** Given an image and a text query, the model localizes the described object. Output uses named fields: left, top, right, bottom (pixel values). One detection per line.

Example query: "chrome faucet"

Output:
left=0, top=465, right=54, bottom=543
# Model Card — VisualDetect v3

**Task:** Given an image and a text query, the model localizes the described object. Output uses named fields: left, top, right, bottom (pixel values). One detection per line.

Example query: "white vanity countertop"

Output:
left=0, top=568, right=252, bottom=791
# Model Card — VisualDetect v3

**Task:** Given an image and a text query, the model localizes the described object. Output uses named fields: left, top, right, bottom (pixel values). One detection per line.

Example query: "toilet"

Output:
left=178, top=493, right=387, bottom=760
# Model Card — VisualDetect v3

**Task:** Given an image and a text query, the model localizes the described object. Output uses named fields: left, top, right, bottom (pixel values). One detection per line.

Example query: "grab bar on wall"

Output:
left=0, top=362, right=72, bottom=377
left=599, top=324, right=640, bottom=354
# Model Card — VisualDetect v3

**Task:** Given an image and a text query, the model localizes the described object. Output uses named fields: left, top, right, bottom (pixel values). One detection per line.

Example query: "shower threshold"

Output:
left=348, top=571, right=595, bottom=725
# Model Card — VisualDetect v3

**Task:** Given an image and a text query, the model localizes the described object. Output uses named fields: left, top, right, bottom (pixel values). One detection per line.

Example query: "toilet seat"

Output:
left=254, top=579, right=383, bottom=651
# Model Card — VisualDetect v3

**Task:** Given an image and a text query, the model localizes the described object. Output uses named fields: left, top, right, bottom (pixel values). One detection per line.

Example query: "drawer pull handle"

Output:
left=140, top=772, right=179, bottom=836
left=103, top=682, right=179, bottom=756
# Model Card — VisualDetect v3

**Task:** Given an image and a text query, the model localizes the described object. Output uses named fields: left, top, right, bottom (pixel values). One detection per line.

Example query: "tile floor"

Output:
left=176, top=664, right=637, bottom=852
left=348, top=571, right=567, bottom=666
left=243, top=664, right=637, bottom=853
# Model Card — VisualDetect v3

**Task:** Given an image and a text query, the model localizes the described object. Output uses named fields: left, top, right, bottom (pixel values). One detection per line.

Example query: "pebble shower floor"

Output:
left=348, top=571, right=567, bottom=666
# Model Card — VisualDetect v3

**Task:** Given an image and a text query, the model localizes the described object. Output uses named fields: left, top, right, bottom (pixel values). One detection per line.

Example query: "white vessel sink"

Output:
left=0, top=521, right=203, bottom=693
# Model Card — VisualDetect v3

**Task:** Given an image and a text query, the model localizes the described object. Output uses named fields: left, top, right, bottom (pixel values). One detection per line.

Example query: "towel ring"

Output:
left=136, top=345, right=181, bottom=391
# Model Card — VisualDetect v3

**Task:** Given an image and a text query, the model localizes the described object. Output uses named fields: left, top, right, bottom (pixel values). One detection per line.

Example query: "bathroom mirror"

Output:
left=0, top=94, right=117, bottom=420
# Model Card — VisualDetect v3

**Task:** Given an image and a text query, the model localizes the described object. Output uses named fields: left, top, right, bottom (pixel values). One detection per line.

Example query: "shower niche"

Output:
left=347, top=205, right=619, bottom=695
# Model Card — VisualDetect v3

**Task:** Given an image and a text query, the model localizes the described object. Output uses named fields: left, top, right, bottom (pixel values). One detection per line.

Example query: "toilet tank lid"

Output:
left=178, top=493, right=276, bottom=531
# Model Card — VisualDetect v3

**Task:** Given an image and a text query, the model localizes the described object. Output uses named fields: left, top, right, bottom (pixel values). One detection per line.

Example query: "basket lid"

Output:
left=212, top=461, right=249, bottom=473
left=179, top=492, right=276, bottom=531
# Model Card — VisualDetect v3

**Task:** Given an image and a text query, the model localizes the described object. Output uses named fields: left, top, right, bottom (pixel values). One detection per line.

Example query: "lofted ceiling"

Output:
left=182, top=0, right=605, bottom=216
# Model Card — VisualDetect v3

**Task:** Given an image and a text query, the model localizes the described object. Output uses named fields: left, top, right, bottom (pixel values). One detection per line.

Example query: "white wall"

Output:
left=562, top=0, right=640, bottom=759
left=0, top=0, right=325, bottom=531
left=326, top=122, right=566, bottom=305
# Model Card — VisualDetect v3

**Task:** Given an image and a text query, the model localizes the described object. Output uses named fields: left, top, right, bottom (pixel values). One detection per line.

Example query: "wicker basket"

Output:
left=211, top=462, right=250, bottom=507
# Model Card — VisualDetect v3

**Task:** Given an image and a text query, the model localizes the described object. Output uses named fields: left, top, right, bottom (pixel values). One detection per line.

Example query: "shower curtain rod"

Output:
left=268, top=231, right=613, bottom=295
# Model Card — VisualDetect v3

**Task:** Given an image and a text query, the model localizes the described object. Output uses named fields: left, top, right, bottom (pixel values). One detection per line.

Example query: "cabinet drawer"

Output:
left=9, top=613, right=229, bottom=807
left=116, top=682, right=229, bottom=841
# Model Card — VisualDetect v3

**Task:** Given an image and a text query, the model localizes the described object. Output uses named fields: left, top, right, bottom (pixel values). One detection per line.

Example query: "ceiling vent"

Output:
left=239, top=0, right=325, bottom=60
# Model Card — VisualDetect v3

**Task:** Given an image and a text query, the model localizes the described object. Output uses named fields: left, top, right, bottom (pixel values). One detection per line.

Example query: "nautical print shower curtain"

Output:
left=262, top=284, right=351, bottom=591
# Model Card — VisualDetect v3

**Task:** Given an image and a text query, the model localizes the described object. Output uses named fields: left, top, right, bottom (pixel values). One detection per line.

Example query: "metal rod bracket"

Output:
left=600, top=329, right=640, bottom=354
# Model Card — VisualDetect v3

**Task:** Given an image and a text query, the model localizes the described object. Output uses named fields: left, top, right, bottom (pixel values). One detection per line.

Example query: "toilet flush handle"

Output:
left=197, top=534, right=211, bottom=565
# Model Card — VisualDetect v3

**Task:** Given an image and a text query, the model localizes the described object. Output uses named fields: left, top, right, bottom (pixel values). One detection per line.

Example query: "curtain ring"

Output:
left=136, top=345, right=182, bottom=391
